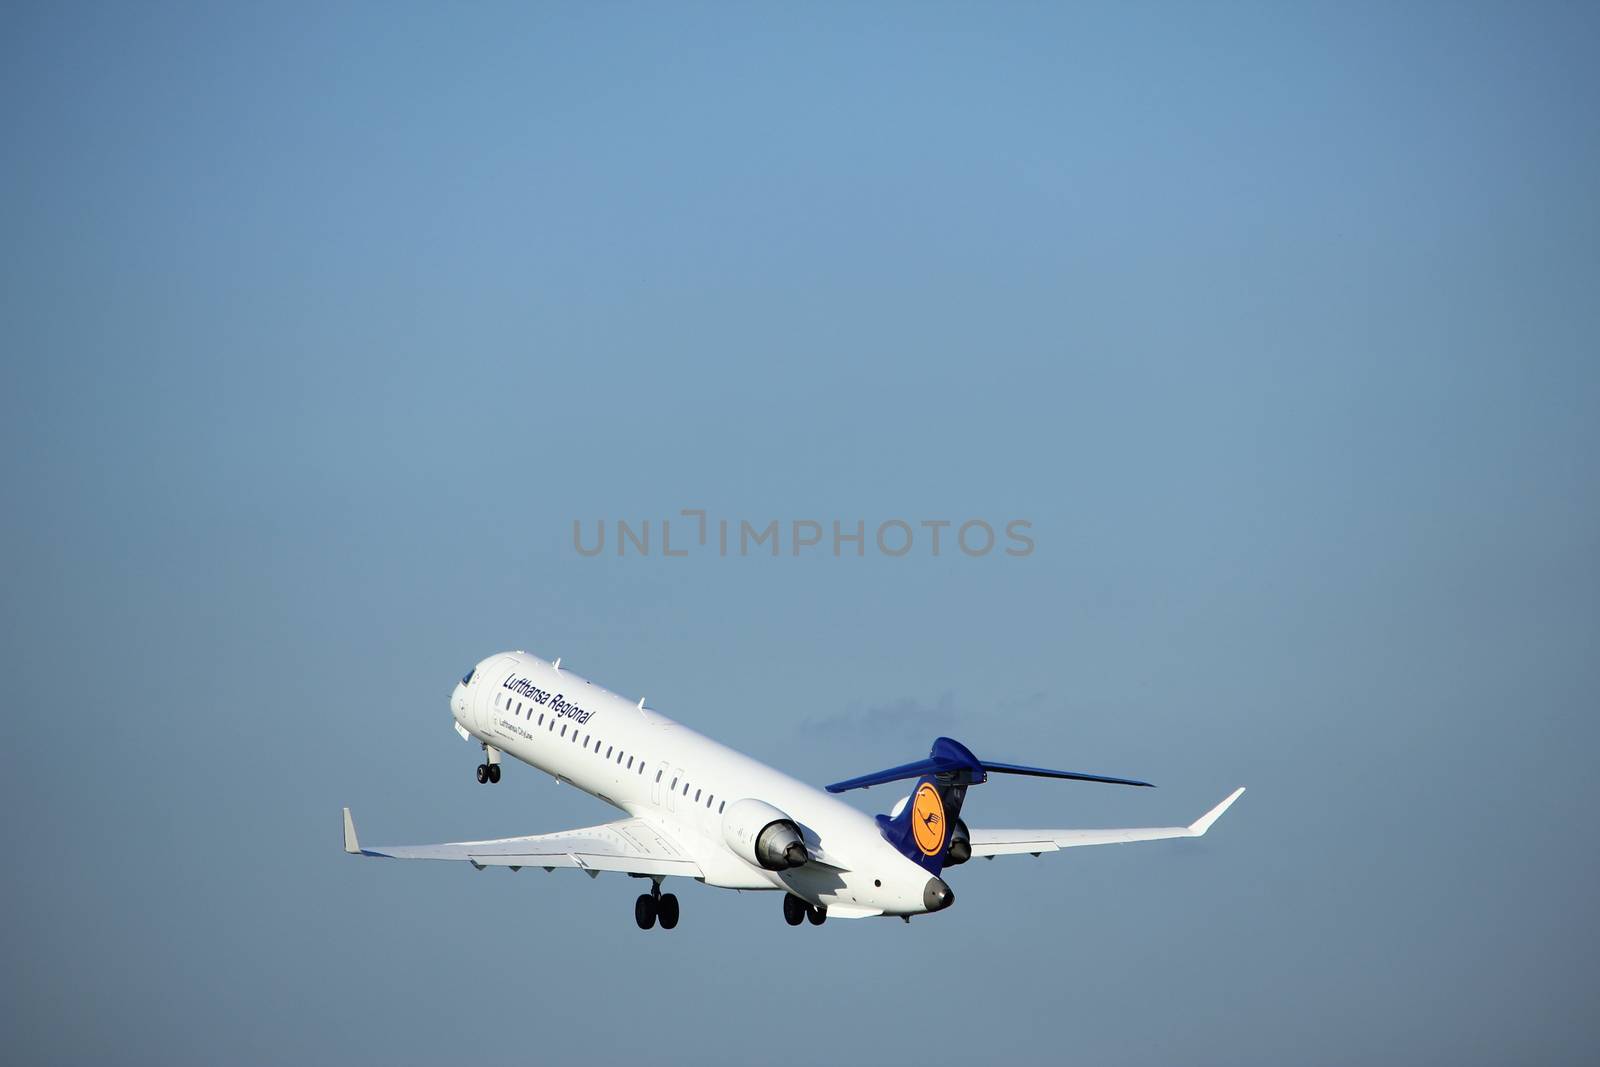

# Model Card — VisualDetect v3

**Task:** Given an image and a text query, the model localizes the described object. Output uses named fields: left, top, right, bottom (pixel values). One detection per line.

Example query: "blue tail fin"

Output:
left=871, top=739, right=986, bottom=874
left=876, top=772, right=971, bottom=875
left=847, top=737, right=1153, bottom=874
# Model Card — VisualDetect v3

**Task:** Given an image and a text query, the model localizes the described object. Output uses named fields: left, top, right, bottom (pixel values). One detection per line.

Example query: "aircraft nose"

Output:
left=923, top=876, right=954, bottom=912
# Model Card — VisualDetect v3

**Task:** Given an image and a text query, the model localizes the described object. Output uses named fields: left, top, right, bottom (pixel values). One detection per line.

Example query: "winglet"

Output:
left=343, top=807, right=360, bottom=854
left=1188, top=787, right=1246, bottom=836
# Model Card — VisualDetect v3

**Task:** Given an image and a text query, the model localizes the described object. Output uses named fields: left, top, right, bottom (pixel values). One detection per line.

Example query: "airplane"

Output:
left=342, top=650, right=1244, bottom=928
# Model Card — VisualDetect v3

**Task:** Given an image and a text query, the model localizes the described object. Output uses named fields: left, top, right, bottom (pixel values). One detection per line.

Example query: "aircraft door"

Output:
left=666, top=765, right=683, bottom=814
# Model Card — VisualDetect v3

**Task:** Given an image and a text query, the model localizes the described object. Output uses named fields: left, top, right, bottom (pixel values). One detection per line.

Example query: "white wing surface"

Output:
left=341, top=808, right=703, bottom=878
left=968, top=787, right=1244, bottom=858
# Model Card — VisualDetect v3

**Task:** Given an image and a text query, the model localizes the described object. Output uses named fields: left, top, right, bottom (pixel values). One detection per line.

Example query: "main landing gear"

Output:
left=635, top=881, right=679, bottom=931
left=783, top=893, right=825, bottom=926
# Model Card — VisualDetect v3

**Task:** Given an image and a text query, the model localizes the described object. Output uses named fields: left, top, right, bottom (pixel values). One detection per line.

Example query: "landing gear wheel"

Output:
left=807, top=904, right=827, bottom=926
left=487, top=764, right=501, bottom=784
left=475, top=764, right=489, bottom=784
left=634, top=894, right=658, bottom=930
left=783, top=893, right=806, bottom=926
left=658, top=893, right=680, bottom=930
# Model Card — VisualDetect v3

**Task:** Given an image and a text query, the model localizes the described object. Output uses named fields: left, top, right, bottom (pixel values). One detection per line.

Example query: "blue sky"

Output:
left=3, top=3, right=1597, bottom=1063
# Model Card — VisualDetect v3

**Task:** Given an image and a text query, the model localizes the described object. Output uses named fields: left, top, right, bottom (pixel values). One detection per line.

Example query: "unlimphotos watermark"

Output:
left=572, top=510, right=1034, bottom=559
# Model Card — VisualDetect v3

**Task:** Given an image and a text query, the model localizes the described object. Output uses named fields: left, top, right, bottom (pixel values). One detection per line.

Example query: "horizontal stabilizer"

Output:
left=981, top=759, right=1153, bottom=788
left=826, top=736, right=1152, bottom=793
left=827, top=756, right=949, bottom=793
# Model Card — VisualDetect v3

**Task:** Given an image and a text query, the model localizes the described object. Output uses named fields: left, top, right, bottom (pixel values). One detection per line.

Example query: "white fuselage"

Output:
left=451, top=651, right=940, bottom=916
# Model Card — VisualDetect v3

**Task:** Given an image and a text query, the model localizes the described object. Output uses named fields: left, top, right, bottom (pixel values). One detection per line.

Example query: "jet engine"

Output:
left=721, top=798, right=810, bottom=870
left=945, top=818, right=972, bottom=866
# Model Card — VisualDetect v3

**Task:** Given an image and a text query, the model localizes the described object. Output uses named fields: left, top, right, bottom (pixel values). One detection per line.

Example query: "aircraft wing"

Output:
left=341, top=808, right=703, bottom=878
left=968, top=787, right=1244, bottom=858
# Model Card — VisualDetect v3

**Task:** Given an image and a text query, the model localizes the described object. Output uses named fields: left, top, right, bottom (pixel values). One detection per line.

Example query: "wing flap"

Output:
left=342, top=809, right=704, bottom=878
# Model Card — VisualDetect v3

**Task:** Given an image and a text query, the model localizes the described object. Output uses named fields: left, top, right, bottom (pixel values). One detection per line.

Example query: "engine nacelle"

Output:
left=721, top=798, right=810, bottom=870
left=945, top=818, right=972, bottom=866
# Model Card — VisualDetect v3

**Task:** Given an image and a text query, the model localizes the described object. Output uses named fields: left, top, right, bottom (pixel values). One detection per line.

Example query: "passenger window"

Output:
left=538, top=714, right=544, bottom=725
left=707, top=794, right=714, bottom=808
left=718, top=801, right=725, bottom=814
left=694, top=789, right=701, bottom=802
left=606, top=745, right=613, bottom=759
left=655, top=769, right=662, bottom=782
left=670, top=777, right=678, bottom=790
left=560, top=724, right=567, bottom=737
left=583, top=734, right=590, bottom=746
left=627, top=756, right=633, bottom=769
left=683, top=783, right=690, bottom=796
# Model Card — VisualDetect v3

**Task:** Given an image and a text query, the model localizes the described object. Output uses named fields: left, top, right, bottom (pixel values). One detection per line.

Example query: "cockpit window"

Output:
left=461, top=668, right=475, bottom=686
